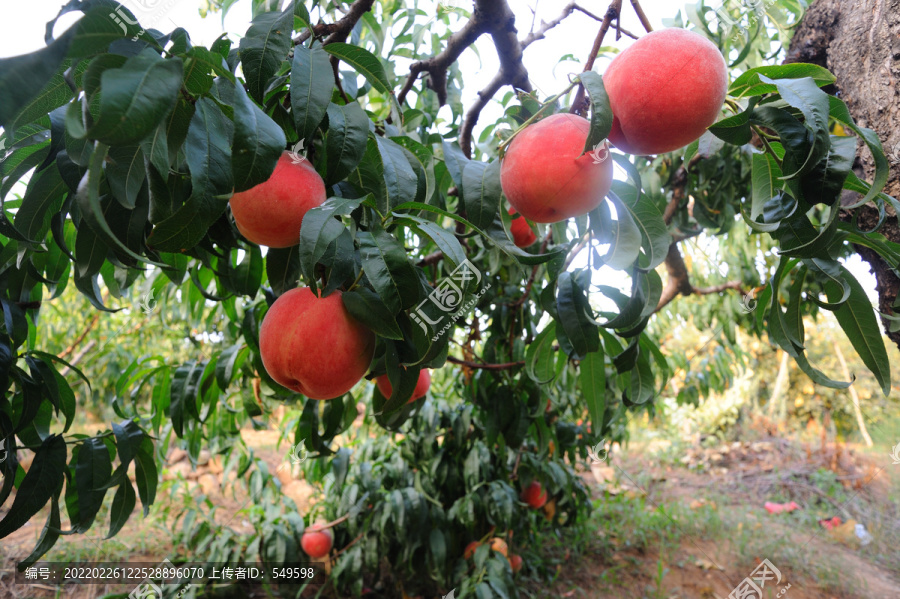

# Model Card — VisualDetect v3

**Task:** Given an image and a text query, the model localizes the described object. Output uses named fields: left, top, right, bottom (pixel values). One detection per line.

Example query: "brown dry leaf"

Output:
left=827, top=519, right=862, bottom=548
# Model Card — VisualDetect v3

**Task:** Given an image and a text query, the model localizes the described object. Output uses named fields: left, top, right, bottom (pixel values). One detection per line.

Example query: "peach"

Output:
left=259, top=288, right=375, bottom=399
left=463, top=541, right=480, bottom=559
left=520, top=481, right=547, bottom=509
left=500, top=114, right=613, bottom=223
left=489, top=537, right=508, bottom=557
left=301, top=524, right=333, bottom=558
left=604, top=28, right=727, bottom=155
left=375, top=369, right=431, bottom=404
left=508, top=208, right=537, bottom=247
left=229, top=151, right=326, bottom=248
left=508, top=554, right=523, bottom=572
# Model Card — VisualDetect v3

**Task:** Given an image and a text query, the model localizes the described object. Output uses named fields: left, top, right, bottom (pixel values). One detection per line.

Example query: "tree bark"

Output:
left=786, top=0, right=900, bottom=350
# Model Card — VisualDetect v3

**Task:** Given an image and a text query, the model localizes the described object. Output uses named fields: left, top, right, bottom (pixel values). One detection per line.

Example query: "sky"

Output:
left=0, top=0, right=880, bottom=304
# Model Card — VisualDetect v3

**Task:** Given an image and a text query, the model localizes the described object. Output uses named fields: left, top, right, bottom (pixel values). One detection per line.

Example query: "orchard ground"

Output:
left=2, top=412, right=898, bottom=599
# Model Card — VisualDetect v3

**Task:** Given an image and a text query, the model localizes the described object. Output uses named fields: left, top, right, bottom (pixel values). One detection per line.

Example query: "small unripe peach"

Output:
left=501, top=114, right=613, bottom=224
left=604, top=28, right=727, bottom=155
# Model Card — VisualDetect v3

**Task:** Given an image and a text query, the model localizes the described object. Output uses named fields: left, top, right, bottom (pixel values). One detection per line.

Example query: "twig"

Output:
left=570, top=0, right=623, bottom=116
left=447, top=356, right=525, bottom=370
left=59, top=313, right=100, bottom=359
left=629, top=0, right=654, bottom=33
left=293, top=0, right=377, bottom=45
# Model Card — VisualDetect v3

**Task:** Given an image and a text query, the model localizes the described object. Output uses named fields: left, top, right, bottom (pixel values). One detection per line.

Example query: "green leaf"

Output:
left=708, top=110, right=752, bottom=145
left=74, top=437, right=112, bottom=530
left=461, top=160, right=502, bottom=231
left=609, top=183, right=670, bottom=270
left=231, top=82, right=285, bottom=192
left=106, top=144, right=146, bottom=210
left=751, top=152, right=783, bottom=220
left=324, top=102, right=369, bottom=186
left=358, top=228, right=420, bottom=314
left=556, top=271, right=599, bottom=359
left=266, top=246, right=301, bottom=296
left=577, top=71, right=613, bottom=152
left=342, top=287, right=404, bottom=340
left=133, top=437, right=158, bottom=516
left=68, top=5, right=136, bottom=58
left=526, top=323, right=559, bottom=384
left=826, top=267, right=891, bottom=395
left=0, top=28, right=74, bottom=132
left=403, top=215, right=467, bottom=268
left=324, top=43, right=393, bottom=95
left=88, top=50, right=184, bottom=146
left=19, top=491, right=61, bottom=567
left=14, top=165, right=69, bottom=241
left=828, top=96, right=889, bottom=207
left=239, top=8, right=294, bottom=103
left=592, top=201, right=641, bottom=270
left=105, top=477, right=136, bottom=539
left=298, top=196, right=363, bottom=289
left=799, top=135, right=855, bottom=206
left=0, top=434, right=65, bottom=540
left=729, top=63, right=836, bottom=97
left=375, top=136, right=418, bottom=212
left=291, top=44, right=334, bottom=144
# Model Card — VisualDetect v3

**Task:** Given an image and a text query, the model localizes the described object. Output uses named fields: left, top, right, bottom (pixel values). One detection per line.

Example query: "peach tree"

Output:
left=0, top=0, right=897, bottom=596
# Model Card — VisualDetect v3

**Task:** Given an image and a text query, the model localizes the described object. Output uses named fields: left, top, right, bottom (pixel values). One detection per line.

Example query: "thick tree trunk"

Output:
left=786, top=0, right=900, bottom=350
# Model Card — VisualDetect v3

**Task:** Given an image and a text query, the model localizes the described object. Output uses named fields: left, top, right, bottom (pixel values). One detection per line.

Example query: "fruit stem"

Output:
left=724, top=97, right=743, bottom=115
left=752, top=125, right=783, bottom=168
left=498, top=80, right=579, bottom=153
left=347, top=268, right=366, bottom=292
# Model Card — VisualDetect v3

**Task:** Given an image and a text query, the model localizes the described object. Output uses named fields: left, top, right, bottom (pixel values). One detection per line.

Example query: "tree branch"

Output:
left=293, top=0, right=376, bottom=45
left=447, top=356, right=525, bottom=370
left=655, top=243, right=744, bottom=312
left=629, top=0, right=654, bottom=33
left=570, top=0, right=623, bottom=115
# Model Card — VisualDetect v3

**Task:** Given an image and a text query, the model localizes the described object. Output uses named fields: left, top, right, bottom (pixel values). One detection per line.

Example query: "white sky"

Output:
left=0, top=0, right=879, bottom=304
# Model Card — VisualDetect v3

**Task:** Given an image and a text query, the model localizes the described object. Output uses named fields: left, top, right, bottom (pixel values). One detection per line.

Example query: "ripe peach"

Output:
left=301, top=524, right=333, bottom=558
left=604, top=28, right=727, bottom=155
left=375, top=369, right=431, bottom=404
left=508, top=554, right=523, bottom=573
left=507, top=208, right=537, bottom=247
left=520, top=481, right=547, bottom=509
left=463, top=541, right=481, bottom=559
left=259, top=288, right=375, bottom=399
left=489, top=537, right=508, bottom=557
left=229, top=151, right=326, bottom=248
left=500, top=113, right=613, bottom=223
left=501, top=114, right=613, bottom=224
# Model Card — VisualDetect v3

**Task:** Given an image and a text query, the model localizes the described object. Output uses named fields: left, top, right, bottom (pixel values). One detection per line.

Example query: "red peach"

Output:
left=508, top=208, right=537, bottom=247
left=463, top=541, right=481, bottom=559
left=301, top=525, right=333, bottom=558
left=375, top=369, right=431, bottom=404
left=229, top=151, right=326, bottom=248
left=489, top=537, right=508, bottom=557
left=604, top=28, right=727, bottom=155
left=520, top=481, right=548, bottom=509
left=259, top=288, right=375, bottom=399
left=500, top=114, right=613, bottom=223
left=508, top=554, right=523, bottom=572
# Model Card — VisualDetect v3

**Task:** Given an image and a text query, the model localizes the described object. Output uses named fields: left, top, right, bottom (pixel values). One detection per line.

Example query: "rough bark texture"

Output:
left=786, top=0, right=900, bottom=349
